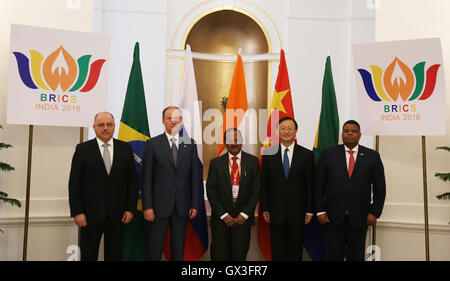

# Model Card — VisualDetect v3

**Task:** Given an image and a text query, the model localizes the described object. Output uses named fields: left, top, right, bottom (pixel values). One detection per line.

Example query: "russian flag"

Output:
left=163, top=45, right=208, bottom=260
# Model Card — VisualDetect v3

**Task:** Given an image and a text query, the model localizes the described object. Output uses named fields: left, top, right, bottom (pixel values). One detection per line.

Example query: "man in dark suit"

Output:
left=315, top=120, right=386, bottom=261
left=260, top=117, right=315, bottom=261
left=206, top=128, right=260, bottom=261
left=142, top=106, right=200, bottom=261
left=68, top=112, right=137, bottom=261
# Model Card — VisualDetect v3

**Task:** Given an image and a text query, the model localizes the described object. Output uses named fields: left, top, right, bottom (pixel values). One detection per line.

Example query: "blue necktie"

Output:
left=283, top=147, right=289, bottom=178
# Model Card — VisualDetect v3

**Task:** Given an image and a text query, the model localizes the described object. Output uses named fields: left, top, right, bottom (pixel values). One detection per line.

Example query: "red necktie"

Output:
left=231, top=156, right=240, bottom=186
left=348, top=150, right=355, bottom=178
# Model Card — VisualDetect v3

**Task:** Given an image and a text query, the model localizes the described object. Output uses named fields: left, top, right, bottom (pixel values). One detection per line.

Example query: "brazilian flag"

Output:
left=119, top=42, right=150, bottom=261
left=304, top=56, right=339, bottom=261
left=313, top=55, right=339, bottom=164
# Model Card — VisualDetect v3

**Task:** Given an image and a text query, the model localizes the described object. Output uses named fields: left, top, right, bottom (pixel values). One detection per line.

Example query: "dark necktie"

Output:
left=348, top=150, right=355, bottom=178
left=171, top=137, right=178, bottom=164
left=283, top=147, right=289, bottom=178
left=231, top=156, right=240, bottom=186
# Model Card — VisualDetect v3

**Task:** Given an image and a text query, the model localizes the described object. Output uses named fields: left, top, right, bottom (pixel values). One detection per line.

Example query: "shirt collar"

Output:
left=344, top=144, right=359, bottom=153
left=228, top=151, right=242, bottom=161
left=96, top=137, right=113, bottom=147
left=165, top=132, right=179, bottom=142
left=280, top=142, right=295, bottom=152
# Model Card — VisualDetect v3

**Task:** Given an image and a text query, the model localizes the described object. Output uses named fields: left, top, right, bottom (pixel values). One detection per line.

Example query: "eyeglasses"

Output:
left=95, top=123, right=114, bottom=128
left=279, top=127, right=296, bottom=132
left=165, top=117, right=182, bottom=122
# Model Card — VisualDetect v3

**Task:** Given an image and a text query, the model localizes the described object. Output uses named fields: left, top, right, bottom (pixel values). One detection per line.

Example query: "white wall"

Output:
left=375, top=0, right=450, bottom=260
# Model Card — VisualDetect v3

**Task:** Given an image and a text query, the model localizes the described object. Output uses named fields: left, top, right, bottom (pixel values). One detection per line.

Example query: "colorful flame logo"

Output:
left=12, top=46, right=106, bottom=92
left=357, top=57, right=440, bottom=102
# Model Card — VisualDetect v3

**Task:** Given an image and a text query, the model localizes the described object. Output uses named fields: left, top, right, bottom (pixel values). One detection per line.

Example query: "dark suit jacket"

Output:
left=260, top=144, right=315, bottom=225
left=141, top=133, right=200, bottom=218
left=68, top=138, right=138, bottom=223
left=206, top=151, right=261, bottom=225
left=315, top=145, right=386, bottom=228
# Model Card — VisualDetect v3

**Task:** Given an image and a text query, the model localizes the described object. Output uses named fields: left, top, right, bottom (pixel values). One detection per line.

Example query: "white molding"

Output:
left=169, top=0, right=282, bottom=51
left=377, top=220, right=450, bottom=234
left=0, top=216, right=73, bottom=227
left=287, top=16, right=375, bottom=22
left=166, top=49, right=280, bottom=61
left=1, top=214, right=448, bottom=234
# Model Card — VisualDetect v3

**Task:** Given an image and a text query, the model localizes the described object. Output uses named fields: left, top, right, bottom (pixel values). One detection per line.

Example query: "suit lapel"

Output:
left=221, top=153, right=233, bottom=200
left=176, top=141, right=187, bottom=170
left=91, top=138, right=109, bottom=176
left=109, top=139, right=119, bottom=176
left=352, top=145, right=364, bottom=177
left=237, top=152, right=248, bottom=200
left=339, top=145, right=349, bottom=178
left=275, top=145, right=287, bottom=181
left=289, top=144, right=301, bottom=179
left=160, top=134, right=176, bottom=168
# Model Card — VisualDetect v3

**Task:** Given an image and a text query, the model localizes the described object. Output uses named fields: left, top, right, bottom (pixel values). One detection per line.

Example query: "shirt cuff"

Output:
left=220, top=213, right=229, bottom=220
left=240, top=212, right=249, bottom=220
left=317, top=211, right=327, bottom=216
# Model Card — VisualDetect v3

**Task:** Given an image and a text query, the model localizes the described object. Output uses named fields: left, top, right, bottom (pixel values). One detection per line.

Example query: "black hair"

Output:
left=277, top=116, right=298, bottom=129
left=343, top=120, right=360, bottom=130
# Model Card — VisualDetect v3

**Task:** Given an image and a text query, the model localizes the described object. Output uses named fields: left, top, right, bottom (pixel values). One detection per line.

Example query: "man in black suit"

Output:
left=315, top=120, right=386, bottom=261
left=68, top=112, right=137, bottom=261
left=206, top=128, right=260, bottom=261
left=260, top=117, right=315, bottom=261
left=142, top=106, right=200, bottom=261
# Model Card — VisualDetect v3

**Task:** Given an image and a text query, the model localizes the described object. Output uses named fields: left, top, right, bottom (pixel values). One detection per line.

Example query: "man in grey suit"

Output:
left=142, top=106, right=200, bottom=261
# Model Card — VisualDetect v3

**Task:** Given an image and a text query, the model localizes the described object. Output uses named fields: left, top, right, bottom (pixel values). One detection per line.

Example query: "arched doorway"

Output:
left=185, top=10, right=269, bottom=177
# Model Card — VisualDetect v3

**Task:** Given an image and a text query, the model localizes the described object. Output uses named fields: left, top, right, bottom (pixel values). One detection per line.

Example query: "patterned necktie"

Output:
left=231, top=156, right=240, bottom=186
left=348, top=150, right=355, bottom=178
left=171, top=137, right=178, bottom=164
left=283, top=147, right=290, bottom=178
left=102, top=143, right=111, bottom=175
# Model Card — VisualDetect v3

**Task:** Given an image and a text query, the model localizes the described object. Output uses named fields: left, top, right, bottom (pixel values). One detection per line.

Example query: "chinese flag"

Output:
left=258, top=49, right=295, bottom=260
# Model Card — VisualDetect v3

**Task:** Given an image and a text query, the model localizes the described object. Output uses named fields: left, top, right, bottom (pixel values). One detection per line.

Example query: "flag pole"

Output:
left=77, top=127, right=84, bottom=248
left=372, top=135, right=380, bottom=261
left=22, top=125, right=33, bottom=261
left=421, top=136, right=430, bottom=261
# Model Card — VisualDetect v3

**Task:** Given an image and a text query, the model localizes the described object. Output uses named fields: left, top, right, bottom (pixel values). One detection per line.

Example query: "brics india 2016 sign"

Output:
left=353, top=38, right=447, bottom=136
left=7, top=24, right=109, bottom=127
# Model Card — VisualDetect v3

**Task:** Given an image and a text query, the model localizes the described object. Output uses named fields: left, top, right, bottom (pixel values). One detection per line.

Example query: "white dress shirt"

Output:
left=220, top=152, right=249, bottom=220
left=280, top=142, right=295, bottom=167
left=165, top=132, right=179, bottom=149
left=317, top=145, right=359, bottom=216
left=345, top=144, right=359, bottom=169
left=96, top=137, right=114, bottom=164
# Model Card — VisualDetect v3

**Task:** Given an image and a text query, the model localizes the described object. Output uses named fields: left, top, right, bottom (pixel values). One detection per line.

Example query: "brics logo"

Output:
left=12, top=46, right=106, bottom=93
left=357, top=57, right=440, bottom=103
left=357, top=57, right=440, bottom=120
